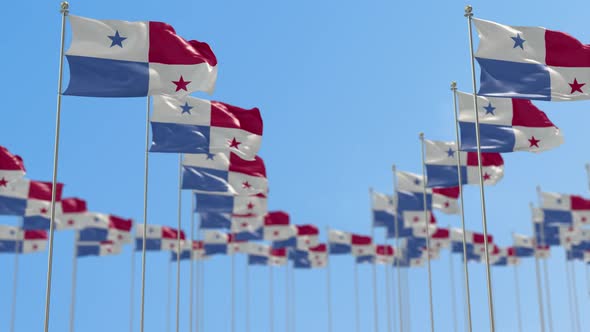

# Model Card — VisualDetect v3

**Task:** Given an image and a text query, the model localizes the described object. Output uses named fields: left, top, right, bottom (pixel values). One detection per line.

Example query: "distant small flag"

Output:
left=0, top=225, right=47, bottom=254
left=272, top=224, right=319, bottom=250
left=375, top=245, right=395, bottom=265
left=424, top=139, right=504, bottom=187
left=535, top=245, right=551, bottom=259
left=327, top=230, right=372, bottom=256
left=79, top=213, right=133, bottom=243
left=458, top=91, right=563, bottom=153
left=512, top=233, right=535, bottom=257
left=473, top=18, right=590, bottom=101
left=450, top=228, right=493, bottom=256
left=182, top=153, right=268, bottom=195
left=230, top=214, right=263, bottom=241
left=150, top=95, right=263, bottom=159
left=135, top=224, right=185, bottom=251
left=77, top=240, right=122, bottom=258
left=371, top=191, right=396, bottom=228
left=195, top=192, right=267, bottom=216
left=396, top=171, right=436, bottom=227
left=64, top=15, right=217, bottom=97
left=55, top=198, right=88, bottom=230
left=171, top=241, right=206, bottom=261
left=538, top=191, right=590, bottom=226
left=293, top=244, right=327, bottom=269
left=202, top=231, right=248, bottom=255
left=0, top=146, right=25, bottom=184
left=263, top=211, right=294, bottom=241
left=432, top=187, right=460, bottom=215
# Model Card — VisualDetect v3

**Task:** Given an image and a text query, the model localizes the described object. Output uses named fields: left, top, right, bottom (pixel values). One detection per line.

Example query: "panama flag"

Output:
left=0, top=226, right=47, bottom=253
left=55, top=198, right=88, bottom=230
left=371, top=191, right=396, bottom=228
left=263, top=211, right=294, bottom=241
left=231, top=214, right=263, bottom=241
left=425, top=139, right=504, bottom=187
left=396, top=171, right=437, bottom=227
left=135, top=224, right=185, bottom=251
left=512, top=233, right=535, bottom=257
left=79, top=213, right=133, bottom=243
left=0, top=146, right=25, bottom=184
left=172, top=241, right=207, bottom=261
left=473, top=18, right=590, bottom=101
left=272, top=224, right=319, bottom=250
left=77, top=240, right=122, bottom=258
left=458, top=91, right=563, bottom=153
left=451, top=228, right=493, bottom=255
left=375, top=245, right=395, bottom=265
left=535, top=245, right=551, bottom=259
left=538, top=191, right=590, bottom=226
left=432, top=187, right=460, bottom=215
left=246, top=243, right=271, bottom=265
left=195, top=192, right=267, bottom=215
left=64, top=15, right=217, bottom=97
left=203, top=231, right=248, bottom=255
left=182, top=153, right=267, bottom=195
left=150, top=95, right=262, bottom=159
left=0, top=179, right=65, bottom=229
left=294, top=244, right=327, bottom=269
left=328, top=230, right=371, bottom=255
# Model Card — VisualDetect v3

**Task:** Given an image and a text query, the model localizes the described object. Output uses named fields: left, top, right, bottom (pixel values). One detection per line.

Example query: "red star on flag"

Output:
left=229, top=138, right=241, bottom=149
left=32, top=244, right=38, bottom=250
left=242, top=181, right=252, bottom=189
left=170, top=243, right=175, bottom=249
left=241, top=222, right=248, bottom=228
left=569, top=78, right=586, bottom=94
left=0, top=177, right=7, bottom=187
left=40, top=208, right=48, bottom=214
left=412, top=216, right=419, bottom=223
left=483, top=173, right=491, bottom=181
left=528, top=136, right=540, bottom=148
left=582, top=217, right=588, bottom=223
left=273, top=230, right=280, bottom=236
left=117, top=234, right=124, bottom=240
left=444, top=201, right=450, bottom=208
left=107, top=248, right=112, bottom=253
left=67, top=219, right=74, bottom=225
left=247, top=202, right=255, bottom=210
left=172, top=75, right=191, bottom=92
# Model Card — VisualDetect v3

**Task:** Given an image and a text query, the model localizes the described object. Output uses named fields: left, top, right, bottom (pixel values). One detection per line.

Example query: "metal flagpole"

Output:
left=513, top=263, right=523, bottom=332
left=291, top=264, right=296, bottom=332
left=189, top=195, right=195, bottom=332
left=369, top=188, right=380, bottom=332
left=44, top=3, right=69, bottom=331
left=354, top=260, right=361, bottom=332
left=285, top=252, right=289, bottom=332
left=391, top=165, right=404, bottom=332
left=199, top=229, right=205, bottom=332
left=130, top=243, right=136, bottom=332
left=535, top=187, right=554, bottom=332
left=449, top=244, right=458, bottom=332
left=10, top=223, right=22, bottom=332
left=385, top=237, right=393, bottom=332
left=419, top=133, right=435, bottom=332
left=167, top=262, right=172, bottom=332
left=404, top=269, right=411, bottom=332
left=587, top=264, right=590, bottom=298
left=175, top=155, right=183, bottom=332
left=565, top=258, right=576, bottom=332
left=326, top=226, right=333, bottom=332
left=569, top=261, right=582, bottom=332
left=231, top=250, right=236, bottom=332
left=529, top=203, right=546, bottom=332
left=465, top=6, right=496, bottom=331
left=139, top=97, right=152, bottom=332
left=69, top=232, right=79, bottom=332
left=246, top=259, right=251, bottom=332
left=450, top=81, right=473, bottom=332
left=269, top=265, right=274, bottom=332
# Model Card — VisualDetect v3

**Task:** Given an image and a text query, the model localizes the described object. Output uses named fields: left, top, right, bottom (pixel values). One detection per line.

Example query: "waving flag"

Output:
left=432, top=187, right=460, bottom=215
left=55, top=198, right=88, bottom=230
left=458, top=91, right=563, bottom=153
left=451, top=228, right=493, bottom=255
left=246, top=243, right=272, bottom=265
left=293, top=244, right=327, bottom=269
left=535, top=245, right=551, bottom=259
left=424, top=139, right=504, bottom=187
left=79, top=213, right=133, bottom=243
left=195, top=192, right=267, bottom=215
left=77, top=240, right=122, bottom=258
left=538, top=191, right=590, bottom=226
left=273, top=224, right=319, bottom=250
left=150, top=95, right=262, bottom=159
left=135, top=224, right=185, bottom=251
left=263, top=211, right=294, bottom=241
left=0, top=146, right=25, bottom=184
left=376, top=245, right=395, bottom=265
left=396, top=171, right=436, bottom=226
left=371, top=191, right=396, bottom=228
left=64, top=15, right=217, bottom=97
left=0, top=226, right=47, bottom=253
left=473, top=18, right=590, bottom=101
left=182, top=153, right=267, bottom=195
left=231, top=215, right=263, bottom=241
left=512, top=233, right=535, bottom=257
left=172, top=241, right=206, bottom=261
left=328, top=230, right=373, bottom=255
left=203, top=231, right=248, bottom=255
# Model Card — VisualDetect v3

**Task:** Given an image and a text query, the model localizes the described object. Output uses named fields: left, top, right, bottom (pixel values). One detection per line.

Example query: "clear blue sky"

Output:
left=1, top=0, right=590, bottom=331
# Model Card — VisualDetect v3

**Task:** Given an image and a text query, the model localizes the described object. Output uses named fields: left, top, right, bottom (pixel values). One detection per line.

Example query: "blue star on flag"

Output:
left=446, top=148, right=455, bottom=157
left=414, top=179, right=420, bottom=185
left=206, top=153, right=215, bottom=160
left=108, top=30, right=127, bottom=48
left=511, top=33, right=525, bottom=49
left=180, top=102, right=193, bottom=115
left=483, top=102, right=496, bottom=115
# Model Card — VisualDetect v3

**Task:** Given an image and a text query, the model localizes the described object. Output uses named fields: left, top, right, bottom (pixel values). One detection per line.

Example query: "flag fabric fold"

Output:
left=0, top=146, right=25, bottom=184
left=135, top=224, right=185, bottom=251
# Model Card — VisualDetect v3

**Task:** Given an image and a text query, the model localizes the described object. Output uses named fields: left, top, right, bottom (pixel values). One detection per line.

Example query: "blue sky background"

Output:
left=2, top=0, right=590, bottom=331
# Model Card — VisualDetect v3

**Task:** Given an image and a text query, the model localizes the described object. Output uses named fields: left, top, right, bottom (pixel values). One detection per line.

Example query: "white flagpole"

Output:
left=231, top=250, right=236, bottom=332
left=189, top=195, right=195, bottom=332
left=269, top=264, right=275, bottom=332
left=175, top=155, right=183, bottom=332
left=565, top=258, right=577, bottom=332
left=419, top=133, right=435, bottom=332
left=69, top=232, right=79, bottom=332
left=167, top=262, right=172, bottom=332
left=354, top=260, right=361, bottom=332
left=385, top=248, right=393, bottom=332
left=450, top=81, right=473, bottom=332
left=139, top=99, right=152, bottom=332
left=199, top=229, right=205, bottom=332
left=586, top=264, right=590, bottom=298
left=391, top=165, right=404, bottom=332
left=529, top=203, right=546, bottom=332
left=326, top=226, right=334, bottom=332
left=130, top=243, right=136, bottom=332
left=536, top=187, right=554, bottom=332
left=404, top=269, right=412, bottom=332
left=291, top=264, right=296, bottom=332
left=569, top=261, right=581, bottom=332
left=513, top=263, right=523, bottom=332
left=285, top=251, right=290, bottom=332
left=9, top=223, right=22, bottom=332
left=43, top=4, right=69, bottom=331
left=449, top=245, right=458, bottom=332
left=369, top=188, right=380, bottom=332
left=464, top=6, right=495, bottom=331
left=246, top=259, right=251, bottom=332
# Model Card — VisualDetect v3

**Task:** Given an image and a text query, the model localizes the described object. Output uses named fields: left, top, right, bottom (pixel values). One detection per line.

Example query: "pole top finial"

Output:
left=450, top=81, right=457, bottom=90
left=464, top=5, right=473, bottom=17
left=391, top=164, right=396, bottom=172
left=60, top=1, right=69, bottom=14
left=419, top=132, right=424, bottom=140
